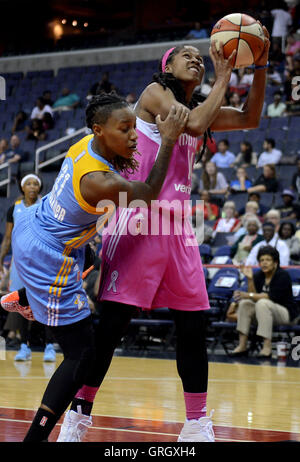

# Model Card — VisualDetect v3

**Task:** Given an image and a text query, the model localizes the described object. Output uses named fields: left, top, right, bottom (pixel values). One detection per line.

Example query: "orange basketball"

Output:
left=210, top=13, right=265, bottom=69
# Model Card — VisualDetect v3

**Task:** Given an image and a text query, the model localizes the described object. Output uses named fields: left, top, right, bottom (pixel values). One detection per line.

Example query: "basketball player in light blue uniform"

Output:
left=0, top=174, right=56, bottom=361
left=7, top=93, right=187, bottom=441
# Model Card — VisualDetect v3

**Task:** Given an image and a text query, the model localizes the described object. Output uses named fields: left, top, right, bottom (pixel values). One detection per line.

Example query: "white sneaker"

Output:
left=56, top=410, right=92, bottom=442
left=177, top=411, right=215, bottom=442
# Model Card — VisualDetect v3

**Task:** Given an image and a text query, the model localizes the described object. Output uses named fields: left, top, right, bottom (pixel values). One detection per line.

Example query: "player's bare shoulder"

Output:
left=137, top=82, right=178, bottom=122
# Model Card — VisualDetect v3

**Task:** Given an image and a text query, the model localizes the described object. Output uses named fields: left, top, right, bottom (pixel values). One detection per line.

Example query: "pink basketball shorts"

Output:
left=98, top=209, right=210, bottom=311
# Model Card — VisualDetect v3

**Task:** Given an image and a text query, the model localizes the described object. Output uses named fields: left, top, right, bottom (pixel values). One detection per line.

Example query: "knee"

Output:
left=237, top=299, right=252, bottom=314
left=255, top=298, right=272, bottom=312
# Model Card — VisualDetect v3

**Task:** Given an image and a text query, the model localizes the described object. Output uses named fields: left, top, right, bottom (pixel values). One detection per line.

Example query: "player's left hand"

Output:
left=254, top=23, right=270, bottom=66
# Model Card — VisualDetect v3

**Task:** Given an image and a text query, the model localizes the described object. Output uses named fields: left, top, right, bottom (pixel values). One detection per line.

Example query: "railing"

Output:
left=35, top=127, right=88, bottom=174
left=0, top=162, right=11, bottom=197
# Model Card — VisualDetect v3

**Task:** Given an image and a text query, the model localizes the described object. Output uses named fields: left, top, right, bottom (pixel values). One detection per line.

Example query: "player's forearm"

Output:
left=129, top=138, right=175, bottom=205
left=247, top=277, right=257, bottom=293
left=241, top=68, right=267, bottom=127
left=145, top=137, right=176, bottom=199
left=187, top=79, right=229, bottom=136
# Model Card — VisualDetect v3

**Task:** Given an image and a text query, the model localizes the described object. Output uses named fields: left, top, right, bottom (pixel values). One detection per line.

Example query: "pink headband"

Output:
left=161, top=47, right=175, bottom=72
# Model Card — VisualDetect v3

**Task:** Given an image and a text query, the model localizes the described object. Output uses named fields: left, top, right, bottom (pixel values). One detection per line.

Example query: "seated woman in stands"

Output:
left=230, top=215, right=264, bottom=265
left=230, top=246, right=297, bottom=358
left=229, top=167, right=253, bottom=192
left=213, top=201, right=240, bottom=236
left=198, top=161, right=228, bottom=196
left=233, top=141, right=257, bottom=168
left=26, top=118, right=47, bottom=141
left=278, top=221, right=300, bottom=265
left=265, top=209, right=281, bottom=233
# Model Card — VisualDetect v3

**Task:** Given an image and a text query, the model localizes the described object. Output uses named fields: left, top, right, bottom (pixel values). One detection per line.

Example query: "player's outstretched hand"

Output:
left=209, top=40, right=236, bottom=83
left=255, top=23, right=270, bottom=66
left=155, top=105, right=189, bottom=144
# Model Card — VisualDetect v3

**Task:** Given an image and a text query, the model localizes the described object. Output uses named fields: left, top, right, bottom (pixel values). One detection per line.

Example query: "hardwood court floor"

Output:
left=1, top=351, right=300, bottom=442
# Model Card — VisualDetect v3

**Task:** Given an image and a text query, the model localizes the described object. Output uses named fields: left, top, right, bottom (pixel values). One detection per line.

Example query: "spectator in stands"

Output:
left=125, top=92, right=137, bottom=108
left=42, top=112, right=54, bottom=131
left=271, top=1, right=292, bottom=44
left=213, top=201, right=240, bottom=235
left=198, top=74, right=215, bottom=97
left=276, top=189, right=300, bottom=220
left=192, top=190, right=219, bottom=221
left=291, top=157, right=300, bottom=198
left=239, top=67, right=255, bottom=88
left=266, top=64, right=282, bottom=86
left=88, top=72, right=115, bottom=99
left=196, top=135, right=217, bottom=161
left=238, top=192, right=269, bottom=217
left=245, top=221, right=290, bottom=266
left=257, top=139, right=282, bottom=168
left=230, top=215, right=264, bottom=265
left=11, top=111, right=28, bottom=134
left=30, top=97, right=53, bottom=120
left=265, top=209, right=281, bottom=233
left=228, top=92, right=243, bottom=110
left=248, top=164, right=279, bottom=194
left=185, top=21, right=208, bottom=39
left=198, top=161, right=228, bottom=196
left=229, top=167, right=253, bottom=193
left=1, top=135, right=25, bottom=164
left=285, top=33, right=300, bottom=68
left=269, top=40, right=286, bottom=66
left=52, top=87, right=80, bottom=111
left=195, top=135, right=218, bottom=167
left=26, top=118, right=47, bottom=141
left=42, top=90, right=54, bottom=107
left=233, top=141, right=257, bottom=168
left=278, top=221, right=300, bottom=264
left=244, top=201, right=260, bottom=217
left=230, top=246, right=296, bottom=358
left=0, top=138, right=9, bottom=161
left=210, top=139, right=236, bottom=168
left=228, top=70, right=239, bottom=91
left=267, top=91, right=287, bottom=117
left=233, top=208, right=263, bottom=242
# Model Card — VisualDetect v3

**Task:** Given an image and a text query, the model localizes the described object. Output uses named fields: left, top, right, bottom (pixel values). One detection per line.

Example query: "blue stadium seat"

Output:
left=214, top=245, right=232, bottom=257
left=289, top=116, right=300, bottom=129
left=207, top=267, right=240, bottom=300
left=199, top=244, right=212, bottom=263
left=213, top=232, right=235, bottom=247
left=268, top=117, right=289, bottom=130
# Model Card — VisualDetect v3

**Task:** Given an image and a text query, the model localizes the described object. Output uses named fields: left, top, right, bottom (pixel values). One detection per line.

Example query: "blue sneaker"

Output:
left=14, top=343, right=32, bottom=361
left=43, top=343, right=56, bottom=362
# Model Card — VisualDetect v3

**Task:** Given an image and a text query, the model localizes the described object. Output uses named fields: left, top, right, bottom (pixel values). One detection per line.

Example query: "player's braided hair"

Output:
left=153, top=45, right=212, bottom=163
left=85, top=92, right=139, bottom=174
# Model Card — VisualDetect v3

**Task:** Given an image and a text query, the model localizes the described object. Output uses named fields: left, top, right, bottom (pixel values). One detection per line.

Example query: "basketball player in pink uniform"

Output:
left=60, top=28, right=269, bottom=442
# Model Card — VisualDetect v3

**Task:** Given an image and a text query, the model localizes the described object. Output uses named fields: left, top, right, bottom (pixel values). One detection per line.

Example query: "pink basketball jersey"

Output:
left=123, top=117, right=198, bottom=206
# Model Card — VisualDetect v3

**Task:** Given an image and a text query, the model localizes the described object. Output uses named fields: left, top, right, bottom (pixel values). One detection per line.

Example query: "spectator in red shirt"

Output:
left=192, top=190, right=220, bottom=221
